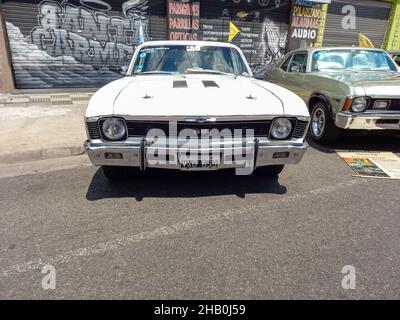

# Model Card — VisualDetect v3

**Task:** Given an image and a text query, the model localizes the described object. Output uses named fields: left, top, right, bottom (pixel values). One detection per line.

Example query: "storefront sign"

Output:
left=315, top=3, right=328, bottom=47
left=385, top=0, right=400, bottom=50
left=288, top=0, right=325, bottom=50
left=167, top=0, right=200, bottom=41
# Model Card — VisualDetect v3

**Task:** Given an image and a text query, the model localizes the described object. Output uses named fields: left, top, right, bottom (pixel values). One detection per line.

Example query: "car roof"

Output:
left=288, top=46, right=387, bottom=55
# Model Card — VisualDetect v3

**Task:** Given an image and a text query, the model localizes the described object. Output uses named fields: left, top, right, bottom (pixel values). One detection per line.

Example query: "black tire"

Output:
left=309, top=101, right=340, bottom=144
left=256, top=165, right=285, bottom=176
left=101, top=166, right=130, bottom=180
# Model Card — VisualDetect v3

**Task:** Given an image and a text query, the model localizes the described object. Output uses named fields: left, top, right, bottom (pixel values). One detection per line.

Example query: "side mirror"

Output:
left=253, top=73, right=265, bottom=80
left=120, top=65, right=129, bottom=76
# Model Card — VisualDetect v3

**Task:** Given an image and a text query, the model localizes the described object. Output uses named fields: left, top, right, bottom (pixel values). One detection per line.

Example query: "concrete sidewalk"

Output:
left=0, top=101, right=88, bottom=165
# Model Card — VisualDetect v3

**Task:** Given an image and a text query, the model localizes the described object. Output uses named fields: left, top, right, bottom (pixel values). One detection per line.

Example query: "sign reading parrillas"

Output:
left=168, top=0, right=200, bottom=41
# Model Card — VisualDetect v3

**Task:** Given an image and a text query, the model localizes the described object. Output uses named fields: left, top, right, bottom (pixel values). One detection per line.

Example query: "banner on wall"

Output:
left=385, top=0, right=400, bottom=50
left=288, top=0, right=325, bottom=51
left=199, top=0, right=291, bottom=75
left=167, top=0, right=200, bottom=41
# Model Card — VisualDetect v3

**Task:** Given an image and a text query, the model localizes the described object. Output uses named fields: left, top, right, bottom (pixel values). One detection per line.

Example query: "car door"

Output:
left=266, top=52, right=309, bottom=99
left=283, top=52, right=309, bottom=100
left=265, top=54, right=293, bottom=87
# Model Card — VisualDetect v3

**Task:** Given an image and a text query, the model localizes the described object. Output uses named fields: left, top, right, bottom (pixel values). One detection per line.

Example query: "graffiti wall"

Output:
left=199, top=0, right=290, bottom=76
left=2, top=0, right=166, bottom=88
left=2, top=0, right=290, bottom=89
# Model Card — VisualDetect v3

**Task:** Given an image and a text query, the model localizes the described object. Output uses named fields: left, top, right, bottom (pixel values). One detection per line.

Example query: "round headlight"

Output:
left=101, top=118, right=127, bottom=141
left=270, top=118, right=293, bottom=140
left=351, top=97, right=368, bottom=112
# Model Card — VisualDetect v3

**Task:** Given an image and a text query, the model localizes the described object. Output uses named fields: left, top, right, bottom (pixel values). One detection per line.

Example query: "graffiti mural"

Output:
left=2, top=0, right=166, bottom=89
left=259, top=17, right=287, bottom=65
left=2, top=0, right=289, bottom=89
left=199, top=0, right=290, bottom=76
left=30, top=0, right=149, bottom=66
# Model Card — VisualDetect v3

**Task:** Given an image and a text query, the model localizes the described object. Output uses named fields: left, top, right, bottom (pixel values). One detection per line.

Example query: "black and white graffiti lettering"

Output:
left=31, top=0, right=149, bottom=66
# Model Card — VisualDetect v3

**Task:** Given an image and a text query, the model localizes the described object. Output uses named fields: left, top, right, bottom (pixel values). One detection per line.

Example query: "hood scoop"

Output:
left=173, top=80, right=188, bottom=88
left=202, top=80, right=219, bottom=88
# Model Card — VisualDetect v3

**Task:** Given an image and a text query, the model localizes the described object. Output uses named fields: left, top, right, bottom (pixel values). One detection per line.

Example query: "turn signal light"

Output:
left=342, top=98, right=353, bottom=112
left=273, top=152, right=290, bottom=159
left=105, top=153, right=123, bottom=159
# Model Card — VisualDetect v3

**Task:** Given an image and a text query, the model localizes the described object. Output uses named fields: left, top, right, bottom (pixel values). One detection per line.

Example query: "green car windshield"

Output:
left=312, top=50, right=398, bottom=72
left=130, top=45, right=249, bottom=76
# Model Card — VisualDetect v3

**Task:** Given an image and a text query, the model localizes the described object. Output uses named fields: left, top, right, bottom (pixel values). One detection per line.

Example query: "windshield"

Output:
left=130, top=45, right=249, bottom=76
left=312, top=50, right=398, bottom=72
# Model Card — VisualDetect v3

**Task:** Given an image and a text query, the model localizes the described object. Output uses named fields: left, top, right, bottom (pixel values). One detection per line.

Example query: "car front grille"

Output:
left=126, top=120, right=273, bottom=137
left=292, top=120, right=309, bottom=139
left=86, top=121, right=101, bottom=139
left=86, top=119, right=309, bottom=140
left=369, top=99, right=400, bottom=111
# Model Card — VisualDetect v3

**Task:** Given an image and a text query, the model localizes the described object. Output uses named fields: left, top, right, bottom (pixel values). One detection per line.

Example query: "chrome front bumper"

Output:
left=84, top=139, right=308, bottom=170
left=336, top=112, right=400, bottom=130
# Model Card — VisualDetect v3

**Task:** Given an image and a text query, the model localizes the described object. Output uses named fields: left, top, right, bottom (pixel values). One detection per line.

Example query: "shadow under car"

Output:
left=86, top=168, right=288, bottom=202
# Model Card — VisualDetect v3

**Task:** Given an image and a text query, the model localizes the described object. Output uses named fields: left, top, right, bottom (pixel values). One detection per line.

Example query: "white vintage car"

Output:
left=84, top=41, right=310, bottom=179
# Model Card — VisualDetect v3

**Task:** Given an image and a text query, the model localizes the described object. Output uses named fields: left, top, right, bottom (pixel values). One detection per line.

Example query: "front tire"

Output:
left=256, top=165, right=284, bottom=176
left=101, top=166, right=130, bottom=180
left=309, top=101, right=340, bottom=144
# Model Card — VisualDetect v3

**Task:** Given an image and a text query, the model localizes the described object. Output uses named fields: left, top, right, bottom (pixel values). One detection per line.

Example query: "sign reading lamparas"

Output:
left=288, top=0, right=324, bottom=50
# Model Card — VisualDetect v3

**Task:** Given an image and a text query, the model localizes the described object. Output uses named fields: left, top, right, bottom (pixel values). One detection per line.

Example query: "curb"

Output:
left=0, top=144, right=86, bottom=166
left=0, top=92, right=94, bottom=108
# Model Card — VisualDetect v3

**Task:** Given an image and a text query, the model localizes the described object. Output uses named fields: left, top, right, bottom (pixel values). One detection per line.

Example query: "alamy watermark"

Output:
left=341, top=265, right=356, bottom=290
left=341, top=5, right=356, bottom=30
left=144, top=122, right=258, bottom=175
left=41, top=264, right=56, bottom=290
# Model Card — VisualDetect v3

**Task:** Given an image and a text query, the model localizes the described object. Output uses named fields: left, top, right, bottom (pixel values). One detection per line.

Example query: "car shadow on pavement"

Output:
left=308, top=132, right=400, bottom=155
left=86, top=168, right=287, bottom=201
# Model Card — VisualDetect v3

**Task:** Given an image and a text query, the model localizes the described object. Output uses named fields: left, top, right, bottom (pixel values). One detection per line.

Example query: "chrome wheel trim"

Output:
left=311, top=107, right=326, bottom=138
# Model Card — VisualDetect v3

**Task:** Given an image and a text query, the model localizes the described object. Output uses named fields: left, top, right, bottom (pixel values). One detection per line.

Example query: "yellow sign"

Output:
left=315, top=3, right=328, bottom=47
left=228, top=21, right=240, bottom=42
left=359, top=33, right=374, bottom=48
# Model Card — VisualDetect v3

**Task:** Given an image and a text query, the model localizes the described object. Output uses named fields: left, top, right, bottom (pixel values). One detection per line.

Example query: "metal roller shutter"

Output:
left=1, top=0, right=167, bottom=89
left=199, top=0, right=291, bottom=74
left=323, top=0, right=392, bottom=48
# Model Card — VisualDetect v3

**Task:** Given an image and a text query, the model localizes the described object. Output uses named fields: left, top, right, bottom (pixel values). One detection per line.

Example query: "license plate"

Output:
left=179, top=154, right=220, bottom=170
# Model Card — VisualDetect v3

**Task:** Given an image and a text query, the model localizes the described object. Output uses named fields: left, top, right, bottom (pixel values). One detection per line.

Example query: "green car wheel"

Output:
left=309, top=101, right=340, bottom=144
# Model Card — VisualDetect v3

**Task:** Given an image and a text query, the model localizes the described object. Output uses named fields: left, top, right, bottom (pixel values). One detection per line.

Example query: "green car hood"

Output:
left=316, top=71, right=400, bottom=96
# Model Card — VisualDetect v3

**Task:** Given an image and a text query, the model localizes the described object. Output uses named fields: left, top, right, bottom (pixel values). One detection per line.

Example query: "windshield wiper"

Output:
left=133, top=71, right=185, bottom=78
left=185, top=68, right=237, bottom=78
left=138, top=71, right=179, bottom=75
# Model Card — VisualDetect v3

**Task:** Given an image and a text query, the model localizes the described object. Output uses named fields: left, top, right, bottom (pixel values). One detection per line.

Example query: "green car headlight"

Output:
left=351, top=97, right=368, bottom=113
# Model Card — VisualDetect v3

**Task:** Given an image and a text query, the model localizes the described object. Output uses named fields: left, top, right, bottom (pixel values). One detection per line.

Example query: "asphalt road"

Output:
left=0, top=133, right=400, bottom=299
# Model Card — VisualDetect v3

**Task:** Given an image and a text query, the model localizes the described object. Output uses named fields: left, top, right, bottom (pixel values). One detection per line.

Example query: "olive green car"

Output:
left=264, top=47, right=400, bottom=144
left=388, top=51, right=400, bottom=66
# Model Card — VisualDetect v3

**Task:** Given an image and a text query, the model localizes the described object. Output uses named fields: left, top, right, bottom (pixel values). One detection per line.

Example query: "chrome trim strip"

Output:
left=112, top=114, right=310, bottom=122
left=84, top=140, right=309, bottom=168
